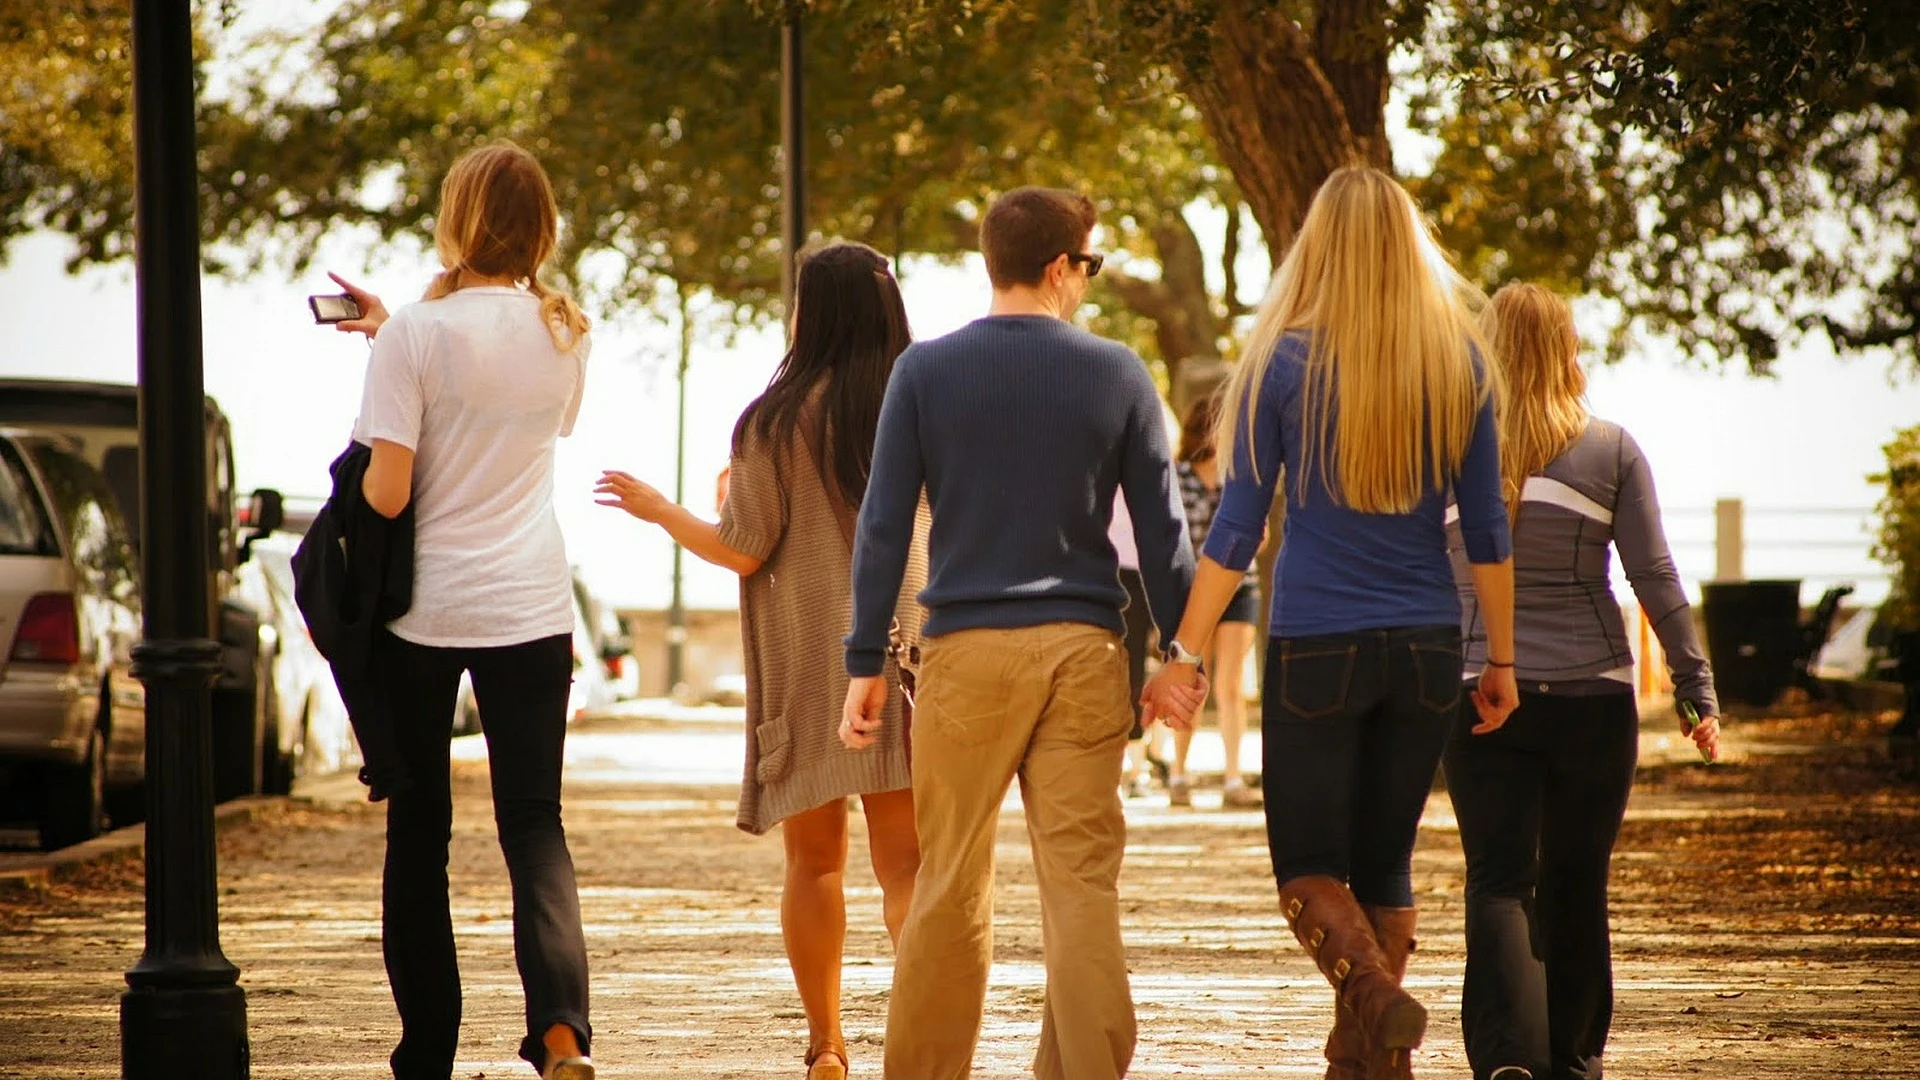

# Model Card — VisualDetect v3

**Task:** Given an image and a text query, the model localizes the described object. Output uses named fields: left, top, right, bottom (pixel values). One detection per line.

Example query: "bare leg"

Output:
left=782, top=798, right=851, bottom=1059
left=858, top=787, right=920, bottom=948
left=1213, top=623, right=1256, bottom=787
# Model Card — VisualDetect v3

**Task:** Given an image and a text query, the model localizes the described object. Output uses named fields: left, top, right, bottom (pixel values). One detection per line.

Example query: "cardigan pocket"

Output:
left=754, top=717, right=794, bottom=784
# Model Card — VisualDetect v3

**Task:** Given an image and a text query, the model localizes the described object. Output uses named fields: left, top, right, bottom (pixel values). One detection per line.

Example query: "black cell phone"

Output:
left=308, top=293, right=362, bottom=324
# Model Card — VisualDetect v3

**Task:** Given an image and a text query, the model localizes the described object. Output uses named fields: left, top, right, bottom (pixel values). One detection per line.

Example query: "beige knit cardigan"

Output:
left=718, top=420, right=928, bottom=835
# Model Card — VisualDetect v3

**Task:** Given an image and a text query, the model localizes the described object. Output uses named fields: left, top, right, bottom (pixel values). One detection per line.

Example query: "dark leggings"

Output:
left=1260, top=625, right=1461, bottom=907
left=1442, top=689, right=1638, bottom=1080
left=374, top=630, right=590, bottom=1078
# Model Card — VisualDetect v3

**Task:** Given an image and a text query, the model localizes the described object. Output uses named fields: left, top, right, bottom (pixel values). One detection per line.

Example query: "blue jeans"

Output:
left=1260, top=625, right=1461, bottom=907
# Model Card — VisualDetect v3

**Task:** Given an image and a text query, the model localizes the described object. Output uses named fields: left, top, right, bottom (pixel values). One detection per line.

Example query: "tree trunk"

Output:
left=1104, top=210, right=1228, bottom=407
left=1165, top=0, right=1394, bottom=260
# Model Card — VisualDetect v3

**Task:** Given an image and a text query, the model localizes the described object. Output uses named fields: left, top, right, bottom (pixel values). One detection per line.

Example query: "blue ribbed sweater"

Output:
left=844, top=315, right=1195, bottom=677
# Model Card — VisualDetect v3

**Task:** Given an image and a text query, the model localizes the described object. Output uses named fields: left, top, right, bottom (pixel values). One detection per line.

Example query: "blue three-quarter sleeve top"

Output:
left=1202, top=332, right=1511, bottom=637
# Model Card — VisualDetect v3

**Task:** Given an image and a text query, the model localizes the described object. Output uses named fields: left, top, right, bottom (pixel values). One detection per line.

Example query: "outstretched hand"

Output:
left=595, top=470, right=674, bottom=522
left=327, top=271, right=390, bottom=339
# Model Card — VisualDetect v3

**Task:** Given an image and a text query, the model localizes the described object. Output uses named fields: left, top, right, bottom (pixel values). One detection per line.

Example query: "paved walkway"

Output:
left=0, top=705, right=1915, bottom=1078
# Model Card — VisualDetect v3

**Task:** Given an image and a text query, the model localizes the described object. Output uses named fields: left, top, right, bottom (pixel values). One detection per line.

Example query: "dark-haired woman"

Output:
left=596, top=242, right=927, bottom=1080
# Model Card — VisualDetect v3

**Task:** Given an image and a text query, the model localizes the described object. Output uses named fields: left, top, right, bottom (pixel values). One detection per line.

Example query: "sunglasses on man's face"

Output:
left=1067, top=251, right=1105, bottom=278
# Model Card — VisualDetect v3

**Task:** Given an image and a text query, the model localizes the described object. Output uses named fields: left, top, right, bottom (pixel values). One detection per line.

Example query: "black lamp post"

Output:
left=121, top=1, right=249, bottom=1076
left=666, top=289, right=692, bottom=695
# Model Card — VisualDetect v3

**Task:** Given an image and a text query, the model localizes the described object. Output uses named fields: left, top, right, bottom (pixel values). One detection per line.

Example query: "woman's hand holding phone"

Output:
left=326, top=271, right=389, bottom=339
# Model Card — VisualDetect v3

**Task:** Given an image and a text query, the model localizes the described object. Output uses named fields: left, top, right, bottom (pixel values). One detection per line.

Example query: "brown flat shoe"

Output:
left=806, top=1043, right=848, bottom=1080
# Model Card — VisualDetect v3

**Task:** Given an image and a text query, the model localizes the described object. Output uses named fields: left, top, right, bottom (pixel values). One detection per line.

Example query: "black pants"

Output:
left=1261, top=625, right=1460, bottom=907
left=374, top=630, right=590, bottom=1078
left=1442, top=690, right=1638, bottom=1080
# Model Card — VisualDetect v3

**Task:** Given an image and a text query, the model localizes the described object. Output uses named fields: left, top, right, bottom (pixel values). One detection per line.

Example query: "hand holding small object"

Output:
left=1679, top=700, right=1719, bottom=764
left=326, top=271, right=389, bottom=339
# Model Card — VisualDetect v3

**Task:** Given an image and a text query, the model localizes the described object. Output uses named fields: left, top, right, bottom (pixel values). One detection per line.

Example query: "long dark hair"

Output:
left=732, top=242, right=911, bottom=508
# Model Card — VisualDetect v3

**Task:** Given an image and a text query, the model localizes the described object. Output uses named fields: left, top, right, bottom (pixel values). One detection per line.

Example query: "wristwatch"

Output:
left=1163, top=639, right=1204, bottom=670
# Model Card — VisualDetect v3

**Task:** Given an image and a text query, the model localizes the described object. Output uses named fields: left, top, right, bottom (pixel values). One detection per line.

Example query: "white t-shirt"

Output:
left=353, top=286, right=588, bottom=648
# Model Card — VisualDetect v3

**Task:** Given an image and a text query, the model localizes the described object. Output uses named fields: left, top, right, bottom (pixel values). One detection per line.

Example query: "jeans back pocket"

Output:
left=1409, top=643, right=1464, bottom=714
left=1279, top=642, right=1359, bottom=720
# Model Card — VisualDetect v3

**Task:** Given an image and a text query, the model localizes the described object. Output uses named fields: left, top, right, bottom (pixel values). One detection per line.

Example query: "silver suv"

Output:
left=0, top=430, right=145, bottom=849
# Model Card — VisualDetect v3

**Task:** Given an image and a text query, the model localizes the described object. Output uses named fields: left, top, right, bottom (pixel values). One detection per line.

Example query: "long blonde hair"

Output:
left=424, top=141, right=590, bottom=353
left=1483, top=282, right=1588, bottom=521
left=1215, top=166, right=1490, bottom=513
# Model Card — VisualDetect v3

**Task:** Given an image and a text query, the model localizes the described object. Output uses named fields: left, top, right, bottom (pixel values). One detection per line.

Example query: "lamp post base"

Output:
left=121, top=983, right=249, bottom=1080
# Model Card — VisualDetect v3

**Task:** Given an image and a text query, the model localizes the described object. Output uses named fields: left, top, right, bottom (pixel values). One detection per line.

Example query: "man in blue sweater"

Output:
left=840, top=187, right=1202, bottom=1080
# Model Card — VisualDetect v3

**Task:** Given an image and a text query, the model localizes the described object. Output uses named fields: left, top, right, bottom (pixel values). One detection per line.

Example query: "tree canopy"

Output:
left=4, top=0, right=1914, bottom=375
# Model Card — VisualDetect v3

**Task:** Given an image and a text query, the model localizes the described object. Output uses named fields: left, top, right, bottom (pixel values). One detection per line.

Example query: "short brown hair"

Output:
left=979, top=187, right=1097, bottom=289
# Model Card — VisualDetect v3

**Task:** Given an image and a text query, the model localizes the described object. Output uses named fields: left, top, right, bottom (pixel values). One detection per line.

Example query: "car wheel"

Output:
left=212, top=653, right=271, bottom=802
left=260, top=695, right=296, bottom=796
left=41, top=726, right=108, bottom=851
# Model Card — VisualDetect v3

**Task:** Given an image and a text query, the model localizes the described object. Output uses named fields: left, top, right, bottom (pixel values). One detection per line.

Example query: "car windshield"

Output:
left=0, top=441, right=57, bottom=556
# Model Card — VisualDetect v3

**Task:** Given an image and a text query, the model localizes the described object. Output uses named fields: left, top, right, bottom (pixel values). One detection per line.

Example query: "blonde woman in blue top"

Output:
left=1160, top=166, right=1521, bottom=1080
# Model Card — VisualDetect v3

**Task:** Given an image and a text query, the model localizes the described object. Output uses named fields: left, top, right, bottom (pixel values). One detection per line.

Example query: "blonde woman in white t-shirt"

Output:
left=330, top=142, right=597, bottom=1080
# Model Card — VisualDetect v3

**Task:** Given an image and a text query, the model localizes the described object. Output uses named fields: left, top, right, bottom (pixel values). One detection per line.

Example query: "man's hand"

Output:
left=1142, top=663, right=1209, bottom=732
left=594, top=470, right=674, bottom=522
left=1470, top=664, right=1520, bottom=734
left=328, top=271, right=390, bottom=339
left=840, top=675, right=888, bottom=750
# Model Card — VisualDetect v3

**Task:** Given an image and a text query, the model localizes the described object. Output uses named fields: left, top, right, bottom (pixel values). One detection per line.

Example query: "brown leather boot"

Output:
left=1361, top=906, right=1419, bottom=1080
left=1321, top=905, right=1418, bottom=1079
left=1279, top=879, right=1426, bottom=1079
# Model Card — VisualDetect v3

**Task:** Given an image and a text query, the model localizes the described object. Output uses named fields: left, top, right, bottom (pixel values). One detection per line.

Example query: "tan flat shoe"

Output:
left=806, top=1043, right=848, bottom=1080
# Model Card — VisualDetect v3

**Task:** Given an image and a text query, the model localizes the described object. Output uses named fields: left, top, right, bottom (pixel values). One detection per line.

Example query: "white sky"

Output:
left=2, top=1, right=1912, bottom=612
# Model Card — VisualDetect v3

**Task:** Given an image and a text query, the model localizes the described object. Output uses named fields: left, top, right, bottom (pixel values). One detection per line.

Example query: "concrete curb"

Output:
left=0, top=795, right=287, bottom=896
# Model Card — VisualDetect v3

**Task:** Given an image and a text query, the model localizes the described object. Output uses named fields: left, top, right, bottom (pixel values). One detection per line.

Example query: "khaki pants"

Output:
left=883, top=623, right=1137, bottom=1080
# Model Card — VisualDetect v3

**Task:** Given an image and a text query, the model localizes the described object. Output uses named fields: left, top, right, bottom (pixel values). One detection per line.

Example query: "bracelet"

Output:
left=1485, top=659, right=1516, bottom=668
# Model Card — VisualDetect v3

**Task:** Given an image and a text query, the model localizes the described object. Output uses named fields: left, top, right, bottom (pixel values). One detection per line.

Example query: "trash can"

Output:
left=1700, top=579, right=1802, bottom=708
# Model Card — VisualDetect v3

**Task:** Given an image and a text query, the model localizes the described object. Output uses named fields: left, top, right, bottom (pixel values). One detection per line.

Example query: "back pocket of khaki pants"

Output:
left=1048, top=639, right=1132, bottom=748
left=1279, top=645, right=1357, bottom=720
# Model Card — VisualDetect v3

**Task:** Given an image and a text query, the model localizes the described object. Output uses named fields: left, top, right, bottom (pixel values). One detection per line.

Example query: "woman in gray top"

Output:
left=1444, top=283, right=1721, bottom=1080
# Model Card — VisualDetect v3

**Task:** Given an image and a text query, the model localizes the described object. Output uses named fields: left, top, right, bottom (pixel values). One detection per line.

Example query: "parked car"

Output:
left=0, top=430, right=146, bottom=849
left=233, top=533, right=357, bottom=791
left=574, top=572, right=638, bottom=700
left=0, top=379, right=284, bottom=804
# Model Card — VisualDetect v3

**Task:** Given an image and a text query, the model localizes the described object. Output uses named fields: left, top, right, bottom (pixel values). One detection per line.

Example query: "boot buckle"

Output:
left=1332, top=956, right=1352, bottom=983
